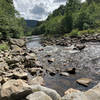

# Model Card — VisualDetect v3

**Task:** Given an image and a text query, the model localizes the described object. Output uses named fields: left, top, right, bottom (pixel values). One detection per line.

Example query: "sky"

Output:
left=13, top=0, right=85, bottom=21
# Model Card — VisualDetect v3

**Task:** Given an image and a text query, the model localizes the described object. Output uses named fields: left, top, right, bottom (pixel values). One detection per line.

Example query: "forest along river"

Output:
left=26, top=35, right=100, bottom=96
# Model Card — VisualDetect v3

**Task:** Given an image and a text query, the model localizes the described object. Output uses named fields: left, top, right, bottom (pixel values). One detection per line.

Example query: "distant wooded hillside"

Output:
left=25, top=20, right=39, bottom=28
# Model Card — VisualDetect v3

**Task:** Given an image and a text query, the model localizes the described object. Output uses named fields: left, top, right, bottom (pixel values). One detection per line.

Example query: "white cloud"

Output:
left=13, top=0, right=86, bottom=21
left=13, top=0, right=66, bottom=21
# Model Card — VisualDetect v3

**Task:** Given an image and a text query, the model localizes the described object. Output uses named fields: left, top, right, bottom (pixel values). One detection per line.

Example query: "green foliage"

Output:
left=47, top=5, right=66, bottom=20
left=65, top=0, right=81, bottom=13
left=69, top=29, right=79, bottom=37
left=0, top=43, right=9, bottom=51
left=0, top=0, right=25, bottom=39
left=73, top=10, right=95, bottom=30
left=61, top=14, right=73, bottom=33
left=78, top=29, right=95, bottom=35
left=86, top=0, right=100, bottom=5
left=96, top=28, right=100, bottom=33
left=32, top=16, right=64, bottom=35
left=88, top=29, right=95, bottom=34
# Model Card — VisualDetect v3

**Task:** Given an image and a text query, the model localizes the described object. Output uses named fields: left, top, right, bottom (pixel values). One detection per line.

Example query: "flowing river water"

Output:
left=26, top=35, right=100, bottom=96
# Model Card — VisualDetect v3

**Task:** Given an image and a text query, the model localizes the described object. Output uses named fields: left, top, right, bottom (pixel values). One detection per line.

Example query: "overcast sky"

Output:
left=13, top=0, right=85, bottom=21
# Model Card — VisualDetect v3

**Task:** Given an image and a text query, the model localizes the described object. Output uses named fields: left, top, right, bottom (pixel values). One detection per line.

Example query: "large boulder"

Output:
left=0, top=79, right=32, bottom=100
left=12, top=71, right=28, bottom=79
left=31, top=85, right=61, bottom=100
left=29, top=76, right=44, bottom=85
left=10, top=45, right=23, bottom=52
left=85, top=83, right=100, bottom=100
left=0, top=62, right=9, bottom=71
left=62, top=83, right=100, bottom=100
left=62, top=91, right=88, bottom=100
left=9, top=38, right=25, bottom=47
left=64, top=88, right=81, bottom=95
left=26, top=91, right=52, bottom=100
left=6, top=56, right=22, bottom=65
left=24, top=53, right=37, bottom=68
left=25, top=53, right=37, bottom=61
left=76, top=78, right=92, bottom=87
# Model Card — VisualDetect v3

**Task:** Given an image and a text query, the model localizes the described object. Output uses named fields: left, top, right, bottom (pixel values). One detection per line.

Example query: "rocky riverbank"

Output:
left=41, top=33, right=100, bottom=47
left=0, top=36, right=100, bottom=100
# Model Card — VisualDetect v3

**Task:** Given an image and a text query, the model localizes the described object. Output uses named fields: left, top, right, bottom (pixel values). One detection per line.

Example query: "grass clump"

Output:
left=69, top=29, right=79, bottom=37
left=0, top=43, right=9, bottom=51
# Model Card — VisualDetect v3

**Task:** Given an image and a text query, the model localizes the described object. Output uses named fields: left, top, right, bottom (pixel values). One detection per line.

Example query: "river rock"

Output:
left=0, top=79, right=32, bottom=100
left=62, top=91, right=88, bottom=100
left=0, top=58, right=4, bottom=62
left=74, top=44, right=86, bottom=51
left=84, top=83, right=100, bottom=100
left=76, top=78, right=92, bottom=86
left=3, top=51, right=10, bottom=58
left=31, top=85, right=61, bottom=100
left=28, top=68, right=42, bottom=75
left=0, top=54, right=4, bottom=58
left=62, top=83, right=100, bottom=100
left=60, top=72, right=69, bottom=77
left=46, top=68, right=56, bottom=76
left=13, top=72, right=28, bottom=79
left=66, top=68, right=76, bottom=74
left=26, top=91, right=52, bottom=100
left=38, top=48, right=44, bottom=51
left=48, top=58, right=55, bottom=63
left=0, top=62, right=9, bottom=71
left=11, top=45, right=22, bottom=52
left=35, top=61, right=42, bottom=67
left=25, top=53, right=37, bottom=60
left=9, top=38, right=25, bottom=47
left=6, top=56, right=21, bottom=65
left=45, top=54, right=51, bottom=57
left=24, top=53, right=37, bottom=68
left=0, top=76, right=2, bottom=83
left=1, top=76, right=10, bottom=84
left=64, top=88, right=81, bottom=95
left=0, top=76, right=9, bottom=85
left=29, top=76, right=44, bottom=85
left=9, top=63, right=20, bottom=69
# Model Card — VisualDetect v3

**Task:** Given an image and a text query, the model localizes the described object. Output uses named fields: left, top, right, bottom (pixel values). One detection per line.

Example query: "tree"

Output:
left=73, top=10, right=95, bottom=30
left=61, top=14, right=73, bottom=33
left=0, top=0, right=25, bottom=39
left=66, top=0, right=81, bottom=13
left=86, top=0, right=100, bottom=4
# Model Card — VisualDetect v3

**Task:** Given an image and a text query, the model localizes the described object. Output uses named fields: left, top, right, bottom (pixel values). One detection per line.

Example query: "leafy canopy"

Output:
left=0, top=0, right=25, bottom=39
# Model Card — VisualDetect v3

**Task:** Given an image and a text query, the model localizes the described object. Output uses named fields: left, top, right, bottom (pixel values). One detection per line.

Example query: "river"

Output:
left=26, top=35, right=100, bottom=96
